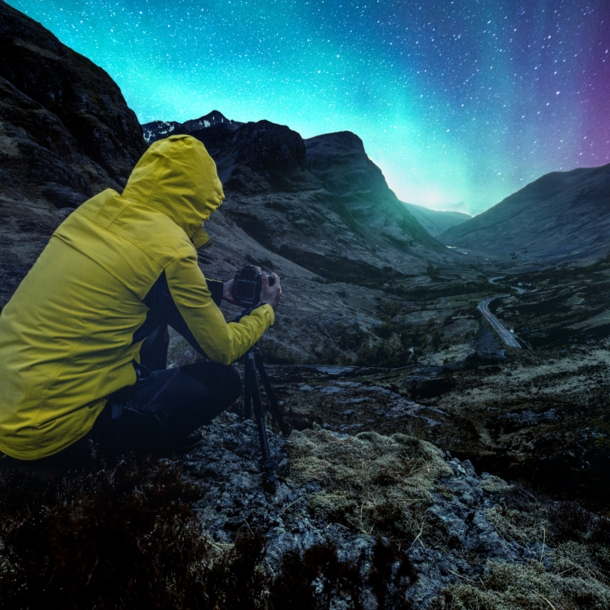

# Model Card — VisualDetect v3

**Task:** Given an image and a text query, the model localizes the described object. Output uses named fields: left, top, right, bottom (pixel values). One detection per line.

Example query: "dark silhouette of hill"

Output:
left=0, top=2, right=146, bottom=203
left=0, top=2, right=146, bottom=303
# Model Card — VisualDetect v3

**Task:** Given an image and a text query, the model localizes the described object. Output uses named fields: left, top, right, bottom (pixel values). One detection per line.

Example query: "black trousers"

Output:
left=92, top=325, right=242, bottom=457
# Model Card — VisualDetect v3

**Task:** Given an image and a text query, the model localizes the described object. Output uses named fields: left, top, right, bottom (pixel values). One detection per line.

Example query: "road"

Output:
left=478, top=295, right=521, bottom=348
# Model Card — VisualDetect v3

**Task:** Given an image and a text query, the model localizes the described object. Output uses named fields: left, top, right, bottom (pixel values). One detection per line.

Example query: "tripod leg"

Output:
left=246, top=351, right=277, bottom=489
left=244, top=356, right=253, bottom=419
left=253, top=349, right=292, bottom=437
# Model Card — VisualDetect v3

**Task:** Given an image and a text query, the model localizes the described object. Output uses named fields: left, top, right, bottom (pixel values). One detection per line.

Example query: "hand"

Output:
left=222, top=278, right=240, bottom=305
left=260, top=272, right=282, bottom=310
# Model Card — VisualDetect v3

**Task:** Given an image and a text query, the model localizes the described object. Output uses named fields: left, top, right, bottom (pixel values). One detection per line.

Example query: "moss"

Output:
left=287, top=429, right=452, bottom=540
left=431, top=556, right=610, bottom=609
left=433, top=480, right=610, bottom=609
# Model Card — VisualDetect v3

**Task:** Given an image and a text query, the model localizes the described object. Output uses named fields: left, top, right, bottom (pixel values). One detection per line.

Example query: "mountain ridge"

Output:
left=402, top=202, right=471, bottom=237
left=142, top=112, right=447, bottom=280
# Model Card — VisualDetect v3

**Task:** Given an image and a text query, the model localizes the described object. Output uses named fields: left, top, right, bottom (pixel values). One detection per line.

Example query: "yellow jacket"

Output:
left=0, top=135, right=274, bottom=460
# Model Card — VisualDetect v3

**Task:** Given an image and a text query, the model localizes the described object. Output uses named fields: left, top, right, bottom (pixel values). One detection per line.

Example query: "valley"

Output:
left=250, top=255, right=610, bottom=509
left=161, top=205, right=610, bottom=511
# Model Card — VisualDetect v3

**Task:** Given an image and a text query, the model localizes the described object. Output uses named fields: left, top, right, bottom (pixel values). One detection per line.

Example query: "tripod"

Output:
left=243, top=345, right=291, bottom=490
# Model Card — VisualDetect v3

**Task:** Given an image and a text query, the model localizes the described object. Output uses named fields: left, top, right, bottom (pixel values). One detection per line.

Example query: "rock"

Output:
left=0, top=2, right=147, bottom=304
left=305, top=131, right=440, bottom=250
left=0, top=3, right=146, bottom=188
left=141, top=112, right=447, bottom=283
left=173, top=411, right=610, bottom=608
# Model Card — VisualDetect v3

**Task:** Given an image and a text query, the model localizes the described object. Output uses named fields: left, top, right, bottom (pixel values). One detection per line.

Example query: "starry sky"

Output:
left=7, top=0, right=610, bottom=215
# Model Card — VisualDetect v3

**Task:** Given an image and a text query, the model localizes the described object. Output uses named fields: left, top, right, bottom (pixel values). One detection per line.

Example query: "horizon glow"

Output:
left=7, top=0, right=610, bottom=215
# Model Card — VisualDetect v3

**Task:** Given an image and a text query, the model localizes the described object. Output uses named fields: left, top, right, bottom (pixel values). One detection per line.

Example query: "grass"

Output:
left=429, top=482, right=610, bottom=610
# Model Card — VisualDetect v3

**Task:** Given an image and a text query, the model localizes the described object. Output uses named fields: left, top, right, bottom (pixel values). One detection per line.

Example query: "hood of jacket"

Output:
left=122, top=134, right=224, bottom=249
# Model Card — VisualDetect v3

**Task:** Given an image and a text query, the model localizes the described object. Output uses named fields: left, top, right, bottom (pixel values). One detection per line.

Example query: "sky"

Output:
left=7, top=0, right=610, bottom=215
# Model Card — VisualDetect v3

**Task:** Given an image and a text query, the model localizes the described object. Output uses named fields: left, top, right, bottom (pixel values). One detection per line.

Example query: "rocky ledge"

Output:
left=173, top=410, right=610, bottom=608
left=1, top=397, right=609, bottom=609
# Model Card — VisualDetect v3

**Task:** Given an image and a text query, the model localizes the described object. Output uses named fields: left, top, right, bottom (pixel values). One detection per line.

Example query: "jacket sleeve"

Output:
left=164, top=250, right=274, bottom=365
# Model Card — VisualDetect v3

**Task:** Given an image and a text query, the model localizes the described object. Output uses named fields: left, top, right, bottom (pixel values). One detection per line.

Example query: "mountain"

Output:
left=0, top=2, right=448, bottom=368
left=402, top=203, right=470, bottom=237
left=0, top=3, right=450, bottom=368
left=304, top=132, right=438, bottom=250
left=0, top=2, right=147, bottom=303
left=142, top=114, right=446, bottom=283
left=439, top=164, right=610, bottom=262
left=142, top=110, right=243, bottom=144
left=0, top=3, right=146, bottom=199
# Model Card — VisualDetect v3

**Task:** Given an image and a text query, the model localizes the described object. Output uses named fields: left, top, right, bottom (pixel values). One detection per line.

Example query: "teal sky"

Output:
left=7, top=0, right=610, bottom=215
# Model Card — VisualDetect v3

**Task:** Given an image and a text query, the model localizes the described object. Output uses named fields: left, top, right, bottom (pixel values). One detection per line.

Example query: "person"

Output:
left=0, top=134, right=282, bottom=475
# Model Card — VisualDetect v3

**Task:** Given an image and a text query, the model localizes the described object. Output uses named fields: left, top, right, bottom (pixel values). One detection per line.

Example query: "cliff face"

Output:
left=0, top=2, right=147, bottom=304
left=0, top=3, right=146, bottom=193
left=304, top=131, right=439, bottom=250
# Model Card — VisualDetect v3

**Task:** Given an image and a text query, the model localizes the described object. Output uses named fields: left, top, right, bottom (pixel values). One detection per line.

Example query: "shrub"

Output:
left=0, top=457, right=208, bottom=610
left=0, top=456, right=419, bottom=609
left=270, top=539, right=417, bottom=610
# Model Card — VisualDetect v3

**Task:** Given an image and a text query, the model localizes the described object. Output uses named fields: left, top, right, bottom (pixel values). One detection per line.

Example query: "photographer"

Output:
left=0, top=135, right=281, bottom=475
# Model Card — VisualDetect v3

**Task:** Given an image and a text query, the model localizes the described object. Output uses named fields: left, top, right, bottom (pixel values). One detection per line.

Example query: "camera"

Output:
left=233, top=265, right=275, bottom=308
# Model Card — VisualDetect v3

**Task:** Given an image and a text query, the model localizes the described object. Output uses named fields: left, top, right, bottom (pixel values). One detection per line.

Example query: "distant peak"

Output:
left=183, top=110, right=238, bottom=130
left=201, top=110, right=229, bottom=123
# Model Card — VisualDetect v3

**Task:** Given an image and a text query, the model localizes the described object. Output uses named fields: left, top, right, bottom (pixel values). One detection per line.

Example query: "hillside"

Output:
left=0, top=3, right=463, bottom=369
left=0, top=1, right=146, bottom=304
left=440, top=164, right=610, bottom=263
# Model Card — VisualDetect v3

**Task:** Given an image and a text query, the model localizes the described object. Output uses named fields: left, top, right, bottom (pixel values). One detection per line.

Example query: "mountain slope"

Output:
left=0, top=3, right=146, bottom=195
left=439, top=164, right=610, bottom=262
left=304, top=132, right=439, bottom=250
left=0, top=5, right=448, bottom=366
left=0, top=2, right=146, bottom=304
left=143, top=114, right=446, bottom=281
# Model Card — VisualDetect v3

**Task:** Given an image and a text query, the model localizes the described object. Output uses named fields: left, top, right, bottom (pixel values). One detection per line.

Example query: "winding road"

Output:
left=478, top=295, right=521, bottom=348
